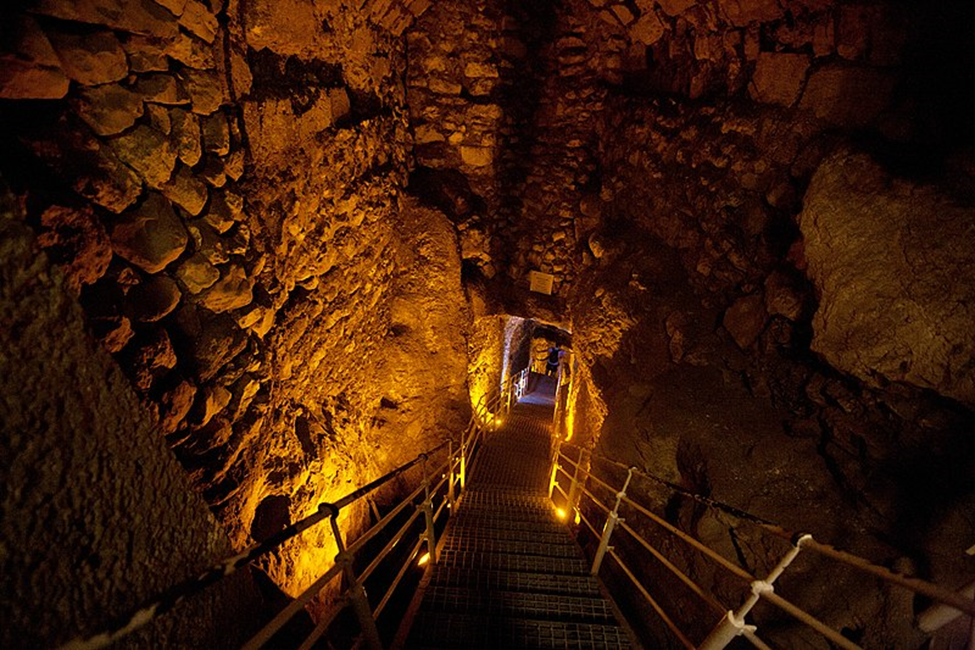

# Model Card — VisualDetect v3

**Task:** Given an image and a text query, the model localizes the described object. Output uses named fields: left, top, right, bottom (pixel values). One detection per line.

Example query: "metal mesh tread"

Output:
left=420, top=586, right=619, bottom=623
left=441, top=527, right=575, bottom=548
left=426, top=565, right=604, bottom=598
left=452, top=508, right=564, bottom=526
left=441, top=537, right=580, bottom=558
left=462, top=491, right=555, bottom=509
left=437, top=550, right=590, bottom=575
left=407, top=612, right=631, bottom=650
left=402, top=399, right=633, bottom=649
left=449, top=515, right=566, bottom=535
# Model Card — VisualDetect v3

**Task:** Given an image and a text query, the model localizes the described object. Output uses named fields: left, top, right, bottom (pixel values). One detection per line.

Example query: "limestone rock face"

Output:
left=799, top=149, right=975, bottom=407
left=0, top=205, right=259, bottom=648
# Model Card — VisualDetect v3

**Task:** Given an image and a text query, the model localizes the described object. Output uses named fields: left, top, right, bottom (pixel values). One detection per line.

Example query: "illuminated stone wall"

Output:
left=0, top=0, right=471, bottom=606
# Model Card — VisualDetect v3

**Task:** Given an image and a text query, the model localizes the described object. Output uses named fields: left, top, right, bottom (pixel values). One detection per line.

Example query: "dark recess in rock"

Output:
left=250, top=494, right=292, bottom=542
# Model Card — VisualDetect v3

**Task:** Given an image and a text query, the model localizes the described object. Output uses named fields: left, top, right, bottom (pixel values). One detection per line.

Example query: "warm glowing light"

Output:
left=418, top=552, right=431, bottom=566
left=564, top=405, right=575, bottom=442
left=556, top=507, right=567, bottom=520
left=574, top=510, right=581, bottom=525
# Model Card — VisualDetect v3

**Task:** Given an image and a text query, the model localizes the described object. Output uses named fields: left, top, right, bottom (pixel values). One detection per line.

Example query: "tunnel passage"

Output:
left=2, top=0, right=975, bottom=648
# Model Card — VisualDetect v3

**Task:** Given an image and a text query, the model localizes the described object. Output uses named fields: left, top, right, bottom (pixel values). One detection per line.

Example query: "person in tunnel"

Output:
left=545, top=343, right=561, bottom=377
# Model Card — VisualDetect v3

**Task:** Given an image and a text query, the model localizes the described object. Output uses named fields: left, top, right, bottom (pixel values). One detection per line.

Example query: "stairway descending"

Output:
left=402, top=397, right=633, bottom=649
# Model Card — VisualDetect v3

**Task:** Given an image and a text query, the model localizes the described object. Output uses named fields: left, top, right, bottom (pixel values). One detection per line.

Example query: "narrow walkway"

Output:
left=402, top=389, right=632, bottom=649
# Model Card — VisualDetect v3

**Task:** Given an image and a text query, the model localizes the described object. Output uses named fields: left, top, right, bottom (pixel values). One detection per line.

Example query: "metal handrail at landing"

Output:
left=549, top=441, right=975, bottom=650
left=59, top=372, right=524, bottom=650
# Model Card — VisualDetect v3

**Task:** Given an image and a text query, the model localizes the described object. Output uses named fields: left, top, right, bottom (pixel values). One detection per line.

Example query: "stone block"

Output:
left=798, top=64, right=896, bottom=128
left=723, top=293, right=767, bottom=348
left=198, top=265, right=253, bottom=313
left=47, top=30, right=128, bottom=86
left=110, top=124, right=178, bottom=188
left=464, top=62, right=499, bottom=78
left=179, top=0, right=219, bottom=43
left=180, top=68, right=226, bottom=114
left=161, top=165, right=209, bottom=216
left=748, top=51, right=810, bottom=107
left=461, top=146, right=493, bottom=167
left=630, top=10, right=665, bottom=46
left=23, top=118, right=142, bottom=213
left=136, top=72, right=191, bottom=105
left=800, top=149, right=975, bottom=407
left=168, top=31, right=217, bottom=69
left=124, top=274, right=183, bottom=322
left=656, top=0, right=696, bottom=16
left=31, top=0, right=180, bottom=40
left=0, top=16, right=69, bottom=99
left=121, top=35, right=170, bottom=73
left=177, top=253, right=221, bottom=293
left=36, top=205, right=113, bottom=291
left=73, top=84, right=145, bottom=136
left=717, top=0, right=785, bottom=26
left=170, top=108, right=203, bottom=166
left=111, top=193, right=189, bottom=273
left=429, top=78, right=462, bottom=94
left=202, top=113, right=231, bottom=155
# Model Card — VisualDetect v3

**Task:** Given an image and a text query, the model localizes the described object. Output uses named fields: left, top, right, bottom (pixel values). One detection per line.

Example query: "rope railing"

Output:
left=59, top=370, right=524, bottom=650
left=549, top=439, right=975, bottom=650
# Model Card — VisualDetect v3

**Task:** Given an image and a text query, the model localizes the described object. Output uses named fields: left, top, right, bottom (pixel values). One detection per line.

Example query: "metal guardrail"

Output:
left=549, top=441, right=975, bottom=650
left=59, top=372, right=523, bottom=650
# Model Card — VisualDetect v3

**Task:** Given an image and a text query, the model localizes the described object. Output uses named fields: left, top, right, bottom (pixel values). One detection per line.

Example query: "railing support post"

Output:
left=421, top=455, right=438, bottom=565
left=592, top=468, right=634, bottom=575
left=700, top=533, right=812, bottom=650
left=566, top=449, right=588, bottom=515
left=460, top=425, right=467, bottom=490
left=328, top=515, right=382, bottom=650
left=548, top=439, right=562, bottom=499
left=447, top=441, right=456, bottom=509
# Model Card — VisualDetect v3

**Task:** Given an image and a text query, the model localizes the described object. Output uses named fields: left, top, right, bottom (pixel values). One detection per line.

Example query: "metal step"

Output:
left=406, top=611, right=631, bottom=649
left=441, top=527, right=575, bottom=548
left=443, top=535, right=579, bottom=560
left=427, top=567, right=603, bottom=597
left=437, top=550, right=590, bottom=575
left=440, top=537, right=582, bottom=559
left=419, top=586, right=619, bottom=623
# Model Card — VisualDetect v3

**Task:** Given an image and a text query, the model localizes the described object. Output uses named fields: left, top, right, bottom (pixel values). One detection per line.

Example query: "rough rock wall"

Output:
left=404, top=0, right=937, bottom=302
left=559, top=1, right=975, bottom=647
left=800, top=149, right=975, bottom=409
left=0, top=0, right=472, bottom=602
left=0, top=194, right=260, bottom=648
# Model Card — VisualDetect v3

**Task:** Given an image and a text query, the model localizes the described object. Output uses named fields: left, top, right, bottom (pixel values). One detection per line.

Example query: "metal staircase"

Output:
left=401, top=400, right=633, bottom=649
left=60, top=366, right=975, bottom=650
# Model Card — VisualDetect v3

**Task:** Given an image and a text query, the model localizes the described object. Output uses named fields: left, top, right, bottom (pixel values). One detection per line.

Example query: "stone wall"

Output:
left=0, top=0, right=472, bottom=603
left=558, top=1, right=975, bottom=646
left=0, top=191, right=260, bottom=648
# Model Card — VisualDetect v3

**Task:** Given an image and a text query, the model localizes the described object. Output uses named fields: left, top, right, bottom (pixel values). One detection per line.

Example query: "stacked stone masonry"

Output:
left=0, top=0, right=470, bottom=605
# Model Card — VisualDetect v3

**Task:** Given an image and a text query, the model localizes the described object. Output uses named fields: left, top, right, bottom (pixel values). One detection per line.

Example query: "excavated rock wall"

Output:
left=557, top=1, right=975, bottom=647
left=0, top=192, right=261, bottom=648
left=0, top=0, right=471, bottom=604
